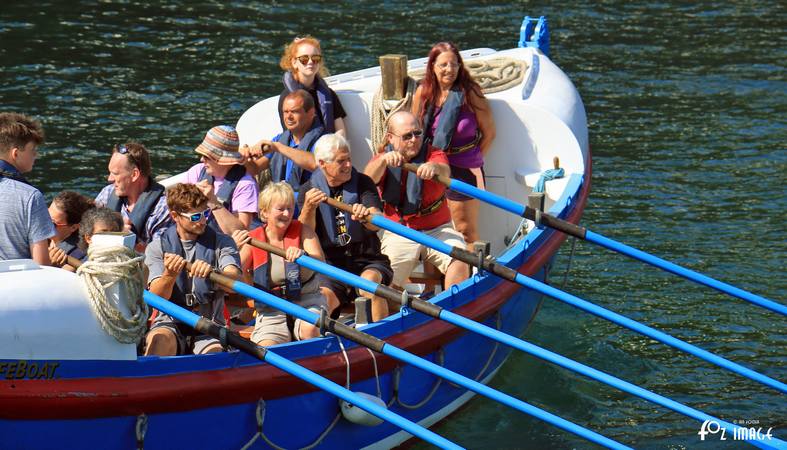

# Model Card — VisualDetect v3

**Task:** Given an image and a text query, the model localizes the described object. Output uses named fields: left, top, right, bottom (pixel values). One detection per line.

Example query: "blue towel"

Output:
left=533, top=168, right=564, bottom=193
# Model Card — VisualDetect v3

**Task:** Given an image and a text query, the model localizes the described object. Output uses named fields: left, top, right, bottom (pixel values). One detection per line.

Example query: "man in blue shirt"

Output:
left=0, top=112, right=55, bottom=264
left=241, top=89, right=326, bottom=196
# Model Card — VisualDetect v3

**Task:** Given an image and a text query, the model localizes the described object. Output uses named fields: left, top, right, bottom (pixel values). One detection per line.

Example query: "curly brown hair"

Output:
left=0, top=112, right=45, bottom=156
left=52, top=191, right=95, bottom=225
left=166, top=183, right=208, bottom=213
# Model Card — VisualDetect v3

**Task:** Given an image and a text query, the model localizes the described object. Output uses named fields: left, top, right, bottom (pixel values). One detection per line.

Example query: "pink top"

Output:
left=185, top=163, right=259, bottom=214
left=430, top=106, right=483, bottom=169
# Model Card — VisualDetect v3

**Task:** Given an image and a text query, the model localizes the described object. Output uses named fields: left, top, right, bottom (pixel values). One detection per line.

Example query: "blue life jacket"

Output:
left=160, top=225, right=216, bottom=307
left=380, top=144, right=428, bottom=216
left=283, top=72, right=336, bottom=133
left=269, top=122, right=325, bottom=194
left=422, top=88, right=464, bottom=151
left=309, top=167, right=365, bottom=248
left=249, top=221, right=302, bottom=302
left=106, top=180, right=165, bottom=242
left=57, top=233, right=86, bottom=262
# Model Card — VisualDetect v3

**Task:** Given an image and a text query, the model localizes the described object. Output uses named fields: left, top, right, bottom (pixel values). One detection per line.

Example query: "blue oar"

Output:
left=205, top=265, right=629, bottom=449
left=249, top=239, right=786, bottom=449
left=141, top=290, right=461, bottom=450
left=325, top=197, right=787, bottom=394
left=401, top=163, right=786, bottom=316
left=66, top=255, right=459, bottom=449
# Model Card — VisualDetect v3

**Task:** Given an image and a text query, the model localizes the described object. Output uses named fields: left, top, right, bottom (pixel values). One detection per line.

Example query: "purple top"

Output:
left=430, top=105, right=483, bottom=169
left=185, top=163, right=259, bottom=214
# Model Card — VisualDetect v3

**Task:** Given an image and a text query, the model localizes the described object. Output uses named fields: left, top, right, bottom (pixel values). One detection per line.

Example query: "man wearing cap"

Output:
left=95, top=141, right=171, bottom=251
left=241, top=89, right=325, bottom=198
left=186, top=125, right=259, bottom=234
left=0, top=112, right=54, bottom=264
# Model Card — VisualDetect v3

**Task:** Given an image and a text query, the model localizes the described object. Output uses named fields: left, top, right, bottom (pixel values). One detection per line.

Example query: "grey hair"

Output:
left=313, top=133, right=350, bottom=163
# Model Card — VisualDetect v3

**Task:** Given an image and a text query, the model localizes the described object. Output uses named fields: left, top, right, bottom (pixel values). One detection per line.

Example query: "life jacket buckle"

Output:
left=337, top=232, right=352, bottom=247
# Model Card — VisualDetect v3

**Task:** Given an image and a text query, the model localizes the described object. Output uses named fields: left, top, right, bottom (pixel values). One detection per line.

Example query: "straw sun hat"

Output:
left=194, top=125, right=244, bottom=165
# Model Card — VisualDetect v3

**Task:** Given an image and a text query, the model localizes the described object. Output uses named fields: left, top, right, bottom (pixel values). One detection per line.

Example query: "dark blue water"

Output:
left=2, top=2, right=784, bottom=448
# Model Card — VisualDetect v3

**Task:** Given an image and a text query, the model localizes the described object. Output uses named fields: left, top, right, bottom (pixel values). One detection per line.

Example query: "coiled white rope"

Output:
left=77, top=245, right=148, bottom=344
left=370, top=76, right=417, bottom=153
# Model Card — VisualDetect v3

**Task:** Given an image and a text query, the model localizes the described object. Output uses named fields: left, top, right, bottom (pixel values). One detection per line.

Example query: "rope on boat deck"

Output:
left=77, top=245, right=148, bottom=344
left=370, top=76, right=417, bottom=152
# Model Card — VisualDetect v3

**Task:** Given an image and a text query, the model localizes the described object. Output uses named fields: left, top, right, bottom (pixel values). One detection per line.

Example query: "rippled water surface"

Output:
left=2, top=1, right=784, bottom=448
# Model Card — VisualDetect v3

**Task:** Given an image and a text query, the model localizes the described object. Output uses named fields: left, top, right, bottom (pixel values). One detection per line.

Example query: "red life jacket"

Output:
left=249, top=220, right=303, bottom=301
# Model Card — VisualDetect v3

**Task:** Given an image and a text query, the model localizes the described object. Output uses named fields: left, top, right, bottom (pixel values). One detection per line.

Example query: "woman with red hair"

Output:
left=412, top=42, right=495, bottom=248
left=277, top=36, right=347, bottom=136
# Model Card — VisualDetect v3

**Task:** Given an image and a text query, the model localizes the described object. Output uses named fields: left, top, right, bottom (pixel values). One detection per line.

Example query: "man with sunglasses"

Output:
left=143, top=183, right=241, bottom=356
left=95, top=142, right=171, bottom=252
left=297, top=133, right=393, bottom=322
left=364, top=111, right=468, bottom=291
left=0, top=112, right=54, bottom=264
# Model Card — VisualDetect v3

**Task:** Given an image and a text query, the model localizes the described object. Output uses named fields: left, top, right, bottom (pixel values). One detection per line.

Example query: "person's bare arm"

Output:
left=148, top=253, right=186, bottom=300
left=298, top=188, right=327, bottom=231
left=300, top=224, right=326, bottom=262
left=31, top=240, right=51, bottom=266
left=470, top=91, right=496, bottom=157
left=271, top=141, right=317, bottom=172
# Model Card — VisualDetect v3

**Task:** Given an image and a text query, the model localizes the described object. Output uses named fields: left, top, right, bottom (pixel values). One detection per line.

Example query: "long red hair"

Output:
left=416, top=42, right=484, bottom=122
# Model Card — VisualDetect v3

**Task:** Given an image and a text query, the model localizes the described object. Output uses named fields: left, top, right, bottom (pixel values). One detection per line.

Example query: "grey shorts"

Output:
left=149, top=311, right=221, bottom=355
left=250, top=291, right=327, bottom=345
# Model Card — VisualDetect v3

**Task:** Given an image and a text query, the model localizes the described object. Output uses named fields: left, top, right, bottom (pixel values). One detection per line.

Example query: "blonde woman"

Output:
left=277, top=35, right=346, bottom=136
left=232, top=182, right=327, bottom=347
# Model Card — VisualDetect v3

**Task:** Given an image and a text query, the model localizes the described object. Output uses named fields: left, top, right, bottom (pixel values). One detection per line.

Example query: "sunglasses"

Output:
left=178, top=208, right=211, bottom=222
left=392, top=129, right=423, bottom=141
left=114, top=143, right=139, bottom=168
left=296, top=54, right=322, bottom=65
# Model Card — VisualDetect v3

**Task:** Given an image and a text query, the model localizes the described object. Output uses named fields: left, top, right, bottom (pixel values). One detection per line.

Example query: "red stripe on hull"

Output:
left=1, top=157, right=591, bottom=420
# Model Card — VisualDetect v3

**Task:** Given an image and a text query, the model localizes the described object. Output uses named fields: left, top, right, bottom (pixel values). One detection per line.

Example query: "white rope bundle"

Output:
left=370, top=76, right=417, bottom=153
left=77, top=245, right=148, bottom=344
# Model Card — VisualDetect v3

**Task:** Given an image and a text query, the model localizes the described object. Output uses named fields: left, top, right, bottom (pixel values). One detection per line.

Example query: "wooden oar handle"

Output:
left=67, top=255, right=83, bottom=269
left=324, top=196, right=354, bottom=214
left=402, top=162, right=452, bottom=187
left=184, top=261, right=235, bottom=292
left=249, top=238, right=285, bottom=258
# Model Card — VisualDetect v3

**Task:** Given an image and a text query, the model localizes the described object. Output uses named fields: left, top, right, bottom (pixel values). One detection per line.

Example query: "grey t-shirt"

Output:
left=145, top=232, right=240, bottom=320
left=0, top=177, right=55, bottom=260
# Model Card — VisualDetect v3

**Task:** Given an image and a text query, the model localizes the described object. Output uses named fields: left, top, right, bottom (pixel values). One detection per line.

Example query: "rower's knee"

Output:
left=144, top=328, right=177, bottom=356
left=298, top=322, right=320, bottom=341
